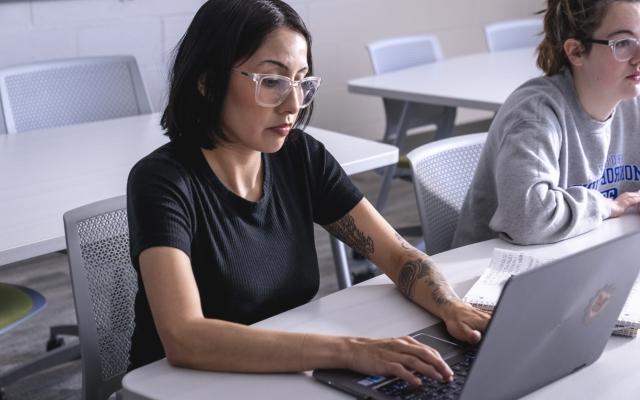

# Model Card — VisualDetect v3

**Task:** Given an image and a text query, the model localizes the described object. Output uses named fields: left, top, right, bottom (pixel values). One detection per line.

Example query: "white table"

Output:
left=348, top=47, right=540, bottom=112
left=347, top=47, right=541, bottom=212
left=0, top=113, right=398, bottom=289
left=122, top=214, right=640, bottom=400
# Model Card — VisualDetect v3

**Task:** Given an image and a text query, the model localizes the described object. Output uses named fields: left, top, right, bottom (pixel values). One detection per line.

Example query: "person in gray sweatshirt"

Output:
left=454, top=0, right=640, bottom=247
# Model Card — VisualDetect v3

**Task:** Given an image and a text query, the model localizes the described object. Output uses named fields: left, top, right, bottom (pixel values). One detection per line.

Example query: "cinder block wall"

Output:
left=0, top=0, right=542, bottom=139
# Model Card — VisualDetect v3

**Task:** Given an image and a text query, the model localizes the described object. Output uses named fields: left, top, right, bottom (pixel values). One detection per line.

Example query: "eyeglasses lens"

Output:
left=256, top=77, right=289, bottom=107
left=300, top=80, right=318, bottom=107
left=256, top=76, right=318, bottom=108
left=613, top=39, right=639, bottom=62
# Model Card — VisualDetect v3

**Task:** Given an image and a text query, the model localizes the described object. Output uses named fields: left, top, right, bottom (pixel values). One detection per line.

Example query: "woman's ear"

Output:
left=564, top=38, right=586, bottom=67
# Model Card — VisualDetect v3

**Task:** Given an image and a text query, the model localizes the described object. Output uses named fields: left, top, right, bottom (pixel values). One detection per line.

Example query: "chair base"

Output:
left=0, top=325, right=80, bottom=396
left=0, top=343, right=80, bottom=392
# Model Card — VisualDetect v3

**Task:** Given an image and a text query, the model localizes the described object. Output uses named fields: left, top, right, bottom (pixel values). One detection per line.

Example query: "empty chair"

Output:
left=0, top=99, right=5, bottom=134
left=366, top=34, right=457, bottom=212
left=0, top=55, right=150, bottom=395
left=406, top=132, right=487, bottom=255
left=63, top=196, right=137, bottom=400
left=0, top=55, right=152, bottom=134
left=485, top=18, right=543, bottom=52
left=0, top=284, right=47, bottom=399
left=0, top=283, right=46, bottom=336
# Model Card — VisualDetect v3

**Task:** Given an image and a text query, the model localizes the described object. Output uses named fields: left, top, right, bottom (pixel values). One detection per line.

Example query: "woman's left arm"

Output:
left=323, top=198, right=490, bottom=344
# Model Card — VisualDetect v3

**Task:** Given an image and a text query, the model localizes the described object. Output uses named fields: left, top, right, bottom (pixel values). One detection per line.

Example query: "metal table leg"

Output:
left=330, top=236, right=352, bottom=289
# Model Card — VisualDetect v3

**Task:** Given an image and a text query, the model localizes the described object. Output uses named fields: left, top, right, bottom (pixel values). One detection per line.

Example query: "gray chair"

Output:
left=0, top=97, right=6, bottom=135
left=406, top=132, right=487, bottom=255
left=0, top=55, right=151, bottom=134
left=484, top=18, right=543, bottom=52
left=0, top=55, right=149, bottom=397
left=366, top=35, right=457, bottom=212
left=0, top=283, right=46, bottom=336
left=0, top=284, right=47, bottom=400
left=63, top=195, right=137, bottom=400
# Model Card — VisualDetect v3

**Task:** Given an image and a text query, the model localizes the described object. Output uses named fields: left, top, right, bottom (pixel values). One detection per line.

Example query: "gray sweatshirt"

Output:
left=453, top=68, right=640, bottom=247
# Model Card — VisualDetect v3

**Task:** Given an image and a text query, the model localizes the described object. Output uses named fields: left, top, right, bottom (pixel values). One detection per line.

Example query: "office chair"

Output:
left=63, top=195, right=137, bottom=400
left=0, top=97, right=6, bottom=134
left=406, top=132, right=487, bottom=255
left=366, top=35, right=457, bottom=212
left=0, top=55, right=149, bottom=396
left=0, top=55, right=152, bottom=134
left=0, top=283, right=46, bottom=336
left=0, top=283, right=47, bottom=399
left=484, top=18, right=543, bottom=52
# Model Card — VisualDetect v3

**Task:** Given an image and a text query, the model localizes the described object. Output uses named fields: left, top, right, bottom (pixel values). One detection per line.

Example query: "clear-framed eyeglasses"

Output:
left=585, top=37, right=640, bottom=62
left=234, top=69, right=321, bottom=108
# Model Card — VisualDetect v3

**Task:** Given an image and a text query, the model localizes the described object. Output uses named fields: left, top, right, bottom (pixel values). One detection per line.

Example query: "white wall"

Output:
left=0, top=0, right=543, bottom=139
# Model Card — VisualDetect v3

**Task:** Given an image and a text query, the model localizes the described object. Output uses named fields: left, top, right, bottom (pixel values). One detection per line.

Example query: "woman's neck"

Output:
left=201, top=144, right=263, bottom=202
left=572, top=69, right=619, bottom=122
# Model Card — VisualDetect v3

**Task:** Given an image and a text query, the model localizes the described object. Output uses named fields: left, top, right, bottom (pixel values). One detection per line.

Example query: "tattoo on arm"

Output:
left=398, top=259, right=428, bottom=298
left=395, top=232, right=420, bottom=255
left=398, top=257, right=455, bottom=306
left=324, top=214, right=374, bottom=258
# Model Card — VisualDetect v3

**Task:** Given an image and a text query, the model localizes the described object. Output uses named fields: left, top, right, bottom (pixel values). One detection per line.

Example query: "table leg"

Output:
left=375, top=101, right=411, bottom=211
left=330, top=236, right=352, bottom=289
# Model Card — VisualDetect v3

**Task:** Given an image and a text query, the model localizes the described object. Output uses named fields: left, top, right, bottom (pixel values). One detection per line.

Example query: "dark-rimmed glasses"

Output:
left=584, top=37, right=640, bottom=62
left=234, top=70, right=321, bottom=108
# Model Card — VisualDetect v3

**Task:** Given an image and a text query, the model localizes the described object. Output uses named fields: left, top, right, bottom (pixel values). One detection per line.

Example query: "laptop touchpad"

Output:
left=412, top=333, right=463, bottom=359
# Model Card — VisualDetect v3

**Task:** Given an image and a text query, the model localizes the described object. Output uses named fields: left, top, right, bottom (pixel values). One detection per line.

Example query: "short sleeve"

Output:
left=302, top=134, right=364, bottom=225
left=127, top=155, right=194, bottom=264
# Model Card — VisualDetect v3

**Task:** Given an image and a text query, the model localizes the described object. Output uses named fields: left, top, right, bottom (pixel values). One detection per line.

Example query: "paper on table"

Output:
left=462, top=248, right=548, bottom=311
left=616, top=277, right=640, bottom=337
left=463, top=248, right=640, bottom=337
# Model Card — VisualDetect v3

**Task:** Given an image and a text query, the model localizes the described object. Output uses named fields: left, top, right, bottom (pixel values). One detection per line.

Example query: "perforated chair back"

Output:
left=0, top=96, right=6, bottom=134
left=367, top=35, right=444, bottom=75
left=63, top=196, right=137, bottom=400
left=485, top=18, right=542, bottom=52
left=407, top=133, right=487, bottom=254
left=0, top=55, right=151, bottom=134
left=366, top=35, right=455, bottom=144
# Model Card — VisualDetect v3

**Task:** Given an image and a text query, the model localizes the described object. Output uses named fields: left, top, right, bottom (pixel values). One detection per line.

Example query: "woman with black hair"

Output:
left=127, top=0, right=488, bottom=385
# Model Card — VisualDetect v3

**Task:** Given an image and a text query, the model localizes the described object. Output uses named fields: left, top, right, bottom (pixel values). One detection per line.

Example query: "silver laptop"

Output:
left=313, top=232, right=640, bottom=400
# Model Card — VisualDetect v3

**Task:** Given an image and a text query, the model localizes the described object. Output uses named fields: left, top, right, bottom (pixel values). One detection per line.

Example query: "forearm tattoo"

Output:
left=324, top=214, right=374, bottom=258
left=396, top=235, right=455, bottom=306
left=395, top=232, right=420, bottom=255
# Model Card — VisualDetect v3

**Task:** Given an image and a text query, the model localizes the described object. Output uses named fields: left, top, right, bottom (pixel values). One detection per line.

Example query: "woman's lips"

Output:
left=626, top=71, right=640, bottom=82
left=270, top=124, right=292, bottom=136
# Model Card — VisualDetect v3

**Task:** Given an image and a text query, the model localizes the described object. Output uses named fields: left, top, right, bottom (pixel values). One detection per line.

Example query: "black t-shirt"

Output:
left=126, top=130, right=363, bottom=369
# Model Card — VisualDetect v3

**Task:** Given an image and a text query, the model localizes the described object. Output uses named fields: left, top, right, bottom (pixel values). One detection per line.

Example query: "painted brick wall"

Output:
left=0, top=0, right=543, bottom=139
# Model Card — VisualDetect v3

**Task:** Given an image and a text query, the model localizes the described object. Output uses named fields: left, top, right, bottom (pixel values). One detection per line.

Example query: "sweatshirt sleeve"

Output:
left=489, top=119, right=611, bottom=245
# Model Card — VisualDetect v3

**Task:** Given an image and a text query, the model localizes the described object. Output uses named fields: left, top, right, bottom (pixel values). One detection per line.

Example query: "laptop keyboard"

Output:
left=375, top=351, right=476, bottom=400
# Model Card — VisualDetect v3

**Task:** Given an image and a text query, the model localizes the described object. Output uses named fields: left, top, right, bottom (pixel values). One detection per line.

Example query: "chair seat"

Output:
left=0, top=283, right=46, bottom=335
left=398, top=154, right=411, bottom=169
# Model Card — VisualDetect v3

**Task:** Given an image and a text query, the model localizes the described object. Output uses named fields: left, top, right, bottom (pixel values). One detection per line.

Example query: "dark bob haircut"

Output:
left=161, top=0, right=314, bottom=148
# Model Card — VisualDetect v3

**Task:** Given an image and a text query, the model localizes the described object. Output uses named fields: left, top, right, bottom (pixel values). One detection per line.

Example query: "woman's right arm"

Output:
left=488, top=119, right=638, bottom=245
left=139, top=246, right=454, bottom=385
